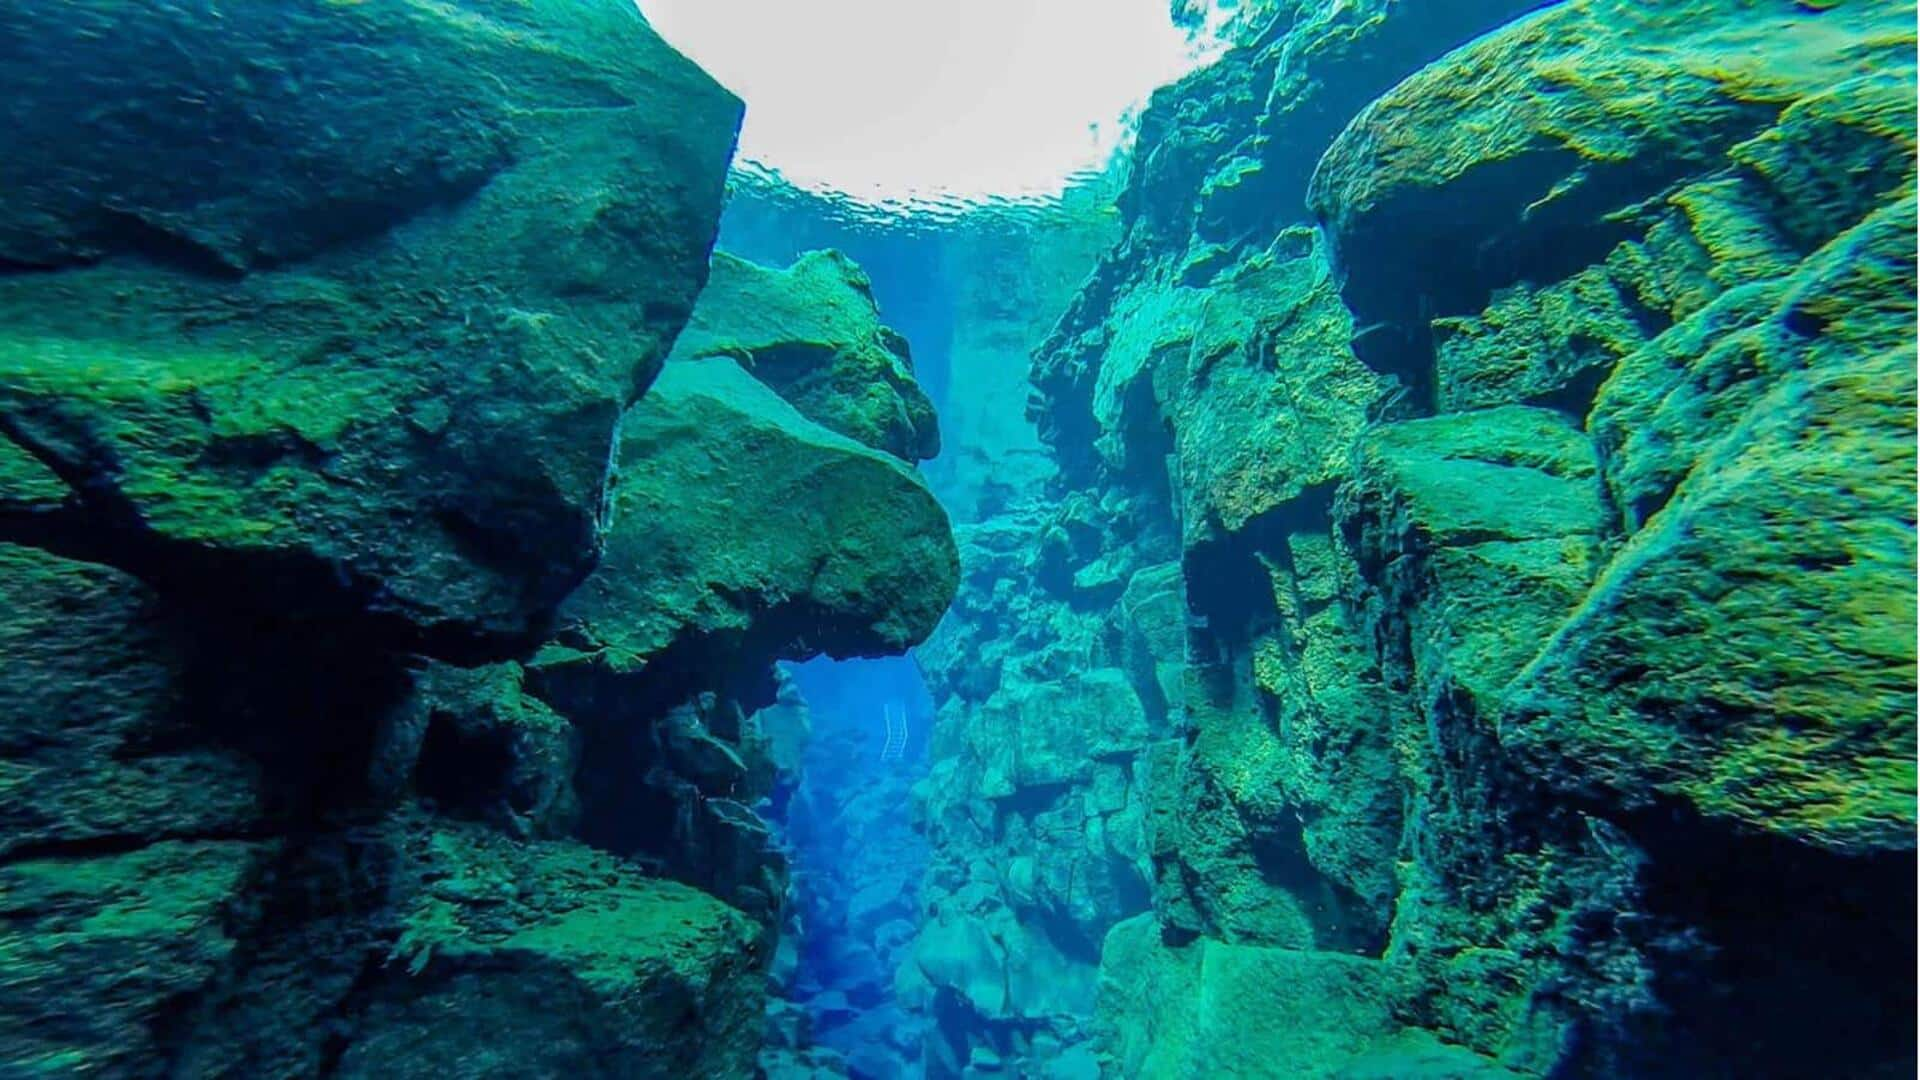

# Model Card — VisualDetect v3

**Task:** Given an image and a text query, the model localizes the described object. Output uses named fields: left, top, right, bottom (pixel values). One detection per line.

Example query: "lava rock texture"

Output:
left=0, top=3, right=955, bottom=1075
left=913, top=1, right=1916, bottom=1077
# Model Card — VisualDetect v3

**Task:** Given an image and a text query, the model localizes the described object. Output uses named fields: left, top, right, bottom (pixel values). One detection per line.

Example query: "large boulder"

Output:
left=332, top=820, right=765, bottom=1080
left=1167, top=231, right=1383, bottom=546
left=1338, top=405, right=1606, bottom=708
left=527, top=354, right=954, bottom=934
left=1093, top=915, right=1513, bottom=1080
left=0, top=840, right=261, bottom=1074
left=539, top=356, right=957, bottom=699
left=0, top=3, right=790, bottom=1073
left=967, top=669, right=1152, bottom=796
left=1310, top=0, right=1914, bottom=399
left=670, top=251, right=940, bottom=462
left=152, top=813, right=767, bottom=1078
left=0, top=0, right=741, bottom=648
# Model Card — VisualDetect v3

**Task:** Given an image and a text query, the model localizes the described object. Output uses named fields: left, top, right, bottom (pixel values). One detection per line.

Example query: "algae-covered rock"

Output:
left=374, top=661, right=581, bottom=839
left=1311, top=0, right=1914, bottom=390
left=1505, top=206, right=1918, bottom=856
left=0, top=2, right=804, bottom=1072
left=147, top=811, right=767, bottom=1079
left=0, top=840, right=262, bottom=1075
left=1004, top=0, right=1916, bottom=1074
left=0, top=543, right=262, bottom=857
left=525, top=354, right=953, bottom=934
left=1168, top=232, right=1383, bottom=545
left=1121, top=561, right=1188, bottom=721
left=334, top=820, right=764, bottom=1080
left=670, top=251, right=940, bottom=461
left=0, top=0, right=741, bottom=648
left=544, top=356, right=955, bottom=691
left=1430, top=261, right=1655, bottom=414
left=1094, top=915, right=1514, bottom=1079
left=970, top=669, right=1151, bottom=795
left=1339, top=406, right=1604, bottom=708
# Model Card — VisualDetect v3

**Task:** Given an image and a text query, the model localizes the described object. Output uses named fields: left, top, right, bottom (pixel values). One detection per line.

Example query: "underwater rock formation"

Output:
left=715, top=175, right=1120, bottom=524
left=0, top=2, right=957, bottom=1075
left=0, top=0, right=739, bottom=649
left=531, top=348, right=956, bottom=927
left=760, top=660, right=936, bottom=1079
left=907, top=492, right=1179, bottom=1074
left=911, top=0, right=1917, bottom=1076
left=669, top=251, right=941, bottom=462
left=3, top=0, right=1912, bottom=1074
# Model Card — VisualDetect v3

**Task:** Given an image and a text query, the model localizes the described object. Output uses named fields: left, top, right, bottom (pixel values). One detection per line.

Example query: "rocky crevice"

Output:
left=914, top=1, right=1917, bottom=1077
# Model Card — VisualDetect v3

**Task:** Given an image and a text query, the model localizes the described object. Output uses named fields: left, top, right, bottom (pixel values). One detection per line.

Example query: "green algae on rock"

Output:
left=1, top=0, right=1915, bottom=1073
left=540, top=355, right=957, bottom=690
left=906, top=0, right=1918, bottom=1076
left=670, top=251, right=942, bottom=462
left=1095, top=914, right=1520, bottom=1079
left=0, top=543, right=263, bottom=859
left=0, top=840, right=261, bottom=1076
left=331, top=818, right=765, bottom=1080
left=0, top=0, right=742, bottom=649
left=0, top=1, right=971, bottom=1075
left=476, top=250, right=959, bottom=945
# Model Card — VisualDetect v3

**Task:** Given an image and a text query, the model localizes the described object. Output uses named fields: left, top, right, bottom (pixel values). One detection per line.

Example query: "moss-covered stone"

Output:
left=670, top=251, right=940, bottom=461
left=1167, top=233, right=1382, bottom=545
left=0, top=0, right=742, bottom=648
left=1311, top=0, right=1913, bottom=349
left=540, top=356, right=956, bottom=689
left=0, top=840, right=261, bottom=1075
left=0, top=543, right=262, bottom=857
left=1340, top=406, right=1604, bottom=707
left=1093, top=915, right=1516, bottom=1079
left=337, top=819, right=764, bottom=1080
left=985, top=0, right=1918, bottom=1075
left=1505, top=211, right=1918, bottom=855
left=374, top=661, right=581, bottom=840
left=970, top=669, right=1150, bottom=796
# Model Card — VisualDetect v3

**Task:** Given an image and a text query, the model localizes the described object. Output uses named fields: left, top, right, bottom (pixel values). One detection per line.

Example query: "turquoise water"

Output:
left=0, top=2, right=1912, bottom=1078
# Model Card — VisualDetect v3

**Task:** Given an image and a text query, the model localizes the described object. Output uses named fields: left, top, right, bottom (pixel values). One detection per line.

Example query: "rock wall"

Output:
left=0, top=4, right=956, bottom=1074
left=916, top=1, right=1917, bottom=1077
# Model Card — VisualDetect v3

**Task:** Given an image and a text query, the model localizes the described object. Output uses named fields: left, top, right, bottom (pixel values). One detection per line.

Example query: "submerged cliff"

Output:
left=0, top=3, right=954, bottom=1075
left=912, top=1, right=1917, bottom=1077
left=1, top=0, right=1912, bottom=1076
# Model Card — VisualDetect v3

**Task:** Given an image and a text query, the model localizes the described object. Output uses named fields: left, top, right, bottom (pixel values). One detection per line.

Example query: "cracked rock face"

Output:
left=543, top=354, right=957, bottom=693
left=0, top=3, right=960, bottom=1076
left=916, top=0, right=1915, bottom=1077
left=0, top=0, right=742, bottom=650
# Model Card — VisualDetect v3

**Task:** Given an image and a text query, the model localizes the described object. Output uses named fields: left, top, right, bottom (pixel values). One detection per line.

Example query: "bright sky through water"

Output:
left=638, top=0, right=1212, bottom=207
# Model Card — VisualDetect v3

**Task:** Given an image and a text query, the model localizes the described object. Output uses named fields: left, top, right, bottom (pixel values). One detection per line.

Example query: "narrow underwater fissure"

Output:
left=0, top=2, right=1912, bottom=1078
left=718, top=2, right=1919, bottom=1075
left=763, top=656, right=938, bottom=1076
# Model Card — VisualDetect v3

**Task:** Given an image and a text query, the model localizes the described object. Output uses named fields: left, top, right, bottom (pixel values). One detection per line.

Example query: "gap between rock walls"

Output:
left=1, top=2, right=1913, bottom=1080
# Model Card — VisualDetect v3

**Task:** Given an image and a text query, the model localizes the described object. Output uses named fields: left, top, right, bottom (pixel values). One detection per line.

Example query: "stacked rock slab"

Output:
left=915, top=0, right=1915, bottom=1077
left=0, top=0, right=738, bottom=647
left=667, top=250, right=942, bottom=463
left=907, top=489, right=1181, bottom=1076
left=0, top=5, right=959, bottom=1075
left=531, top=345, right=956, bottom=928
